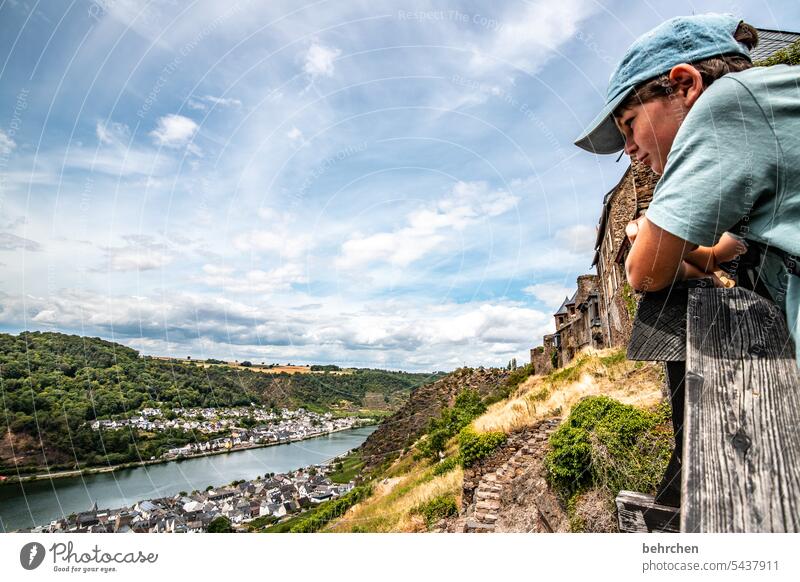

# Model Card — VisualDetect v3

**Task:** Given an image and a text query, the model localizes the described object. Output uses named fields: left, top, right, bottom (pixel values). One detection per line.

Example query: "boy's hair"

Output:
left=615, top=22, right=759, bottom=113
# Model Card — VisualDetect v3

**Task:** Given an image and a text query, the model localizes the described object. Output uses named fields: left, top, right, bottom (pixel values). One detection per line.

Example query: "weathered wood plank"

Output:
left=682, top=287, right=800, bottom=532
left=627, top=287, right=688, bottom=362
left=616, top=490, right=680, bottom=533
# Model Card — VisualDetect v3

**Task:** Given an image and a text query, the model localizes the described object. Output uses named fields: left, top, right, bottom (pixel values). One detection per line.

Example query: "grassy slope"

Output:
left=324, top=347, right=667, bottom=532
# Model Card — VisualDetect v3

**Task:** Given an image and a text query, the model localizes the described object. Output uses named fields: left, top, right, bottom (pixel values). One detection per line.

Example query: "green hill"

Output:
left=0, top=331, right=441, bottom=475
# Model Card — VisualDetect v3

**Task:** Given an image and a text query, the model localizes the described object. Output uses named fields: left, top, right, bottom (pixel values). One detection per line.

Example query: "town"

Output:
left=19, top=464, right=355, bottom=533
left=90, top=406, right=367, bottom=461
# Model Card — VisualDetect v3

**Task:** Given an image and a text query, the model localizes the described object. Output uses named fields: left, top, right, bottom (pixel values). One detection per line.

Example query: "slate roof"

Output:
left=554, top=296, right=571, bottom=316
left=752, top=28, right=800, bottom=62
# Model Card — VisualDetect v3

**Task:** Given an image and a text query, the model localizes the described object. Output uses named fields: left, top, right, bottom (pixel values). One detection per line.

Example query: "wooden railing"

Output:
left=617, top=283, right=800, bottom=533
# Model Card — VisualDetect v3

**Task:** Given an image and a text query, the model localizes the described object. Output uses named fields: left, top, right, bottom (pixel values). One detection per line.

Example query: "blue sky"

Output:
left=1, top=0, right=798, bottom=371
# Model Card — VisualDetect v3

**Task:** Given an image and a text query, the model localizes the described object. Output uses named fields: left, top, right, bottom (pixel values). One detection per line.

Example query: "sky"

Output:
left=0, top=0, right=798, bottom=372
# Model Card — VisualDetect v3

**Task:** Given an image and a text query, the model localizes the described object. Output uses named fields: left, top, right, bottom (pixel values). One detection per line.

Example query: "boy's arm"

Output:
left=684, top=233, right=747, bottom=272
left=625, top=217, right=698, bottom=291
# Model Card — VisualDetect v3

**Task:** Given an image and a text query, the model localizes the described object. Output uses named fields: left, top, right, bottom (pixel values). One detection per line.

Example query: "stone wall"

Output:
left=596, top=161, right=659, bottom=347
left=530, top=345, right=554, bottom=376
left=457, top=418, right=565, bottom=533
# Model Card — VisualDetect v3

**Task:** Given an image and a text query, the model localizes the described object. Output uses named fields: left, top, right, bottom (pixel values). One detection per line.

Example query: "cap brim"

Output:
left=574, top=89, right=630, bottom=154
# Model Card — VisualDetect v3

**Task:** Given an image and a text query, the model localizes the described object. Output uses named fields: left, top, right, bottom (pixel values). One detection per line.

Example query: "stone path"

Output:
left=460, top=418, right=564, bottom=533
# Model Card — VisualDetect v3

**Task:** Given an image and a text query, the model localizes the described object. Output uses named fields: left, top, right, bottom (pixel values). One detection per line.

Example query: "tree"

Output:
left=207, top=516, right=233, bottom=533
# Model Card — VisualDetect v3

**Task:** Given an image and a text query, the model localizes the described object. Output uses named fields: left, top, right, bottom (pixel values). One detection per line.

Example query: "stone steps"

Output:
left=476, top=490, right=500, bottom=500
left=461, top=418, right=562, bottom=533
left=465, top=518, right=495, bottom=532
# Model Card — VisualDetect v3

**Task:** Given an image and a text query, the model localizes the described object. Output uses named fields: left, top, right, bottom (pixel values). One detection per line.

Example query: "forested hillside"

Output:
left=0, top=331, right=441, bottom=474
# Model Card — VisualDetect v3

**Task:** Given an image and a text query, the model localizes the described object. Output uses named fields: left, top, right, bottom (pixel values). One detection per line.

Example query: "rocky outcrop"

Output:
left=358, top=367, right=510, bottom=472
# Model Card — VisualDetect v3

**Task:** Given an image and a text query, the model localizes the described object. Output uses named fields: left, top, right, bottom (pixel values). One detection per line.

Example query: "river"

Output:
left=0, top=425, right=376, bottom=532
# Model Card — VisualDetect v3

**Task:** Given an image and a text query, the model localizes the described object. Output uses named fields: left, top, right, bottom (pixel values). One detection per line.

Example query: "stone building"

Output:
left=592, top=161, right=659, bottom=347
left=530, top=275, right=604, bottom=373
left=529, top=161, right=657, bottom=374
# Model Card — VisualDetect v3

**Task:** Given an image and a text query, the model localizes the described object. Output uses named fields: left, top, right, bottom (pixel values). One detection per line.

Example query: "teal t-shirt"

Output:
left=645, top=64, right=800, bottom=365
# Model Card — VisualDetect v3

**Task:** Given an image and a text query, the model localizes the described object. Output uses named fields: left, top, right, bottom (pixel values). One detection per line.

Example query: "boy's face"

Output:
left=614, top=95, right=689, bottom=175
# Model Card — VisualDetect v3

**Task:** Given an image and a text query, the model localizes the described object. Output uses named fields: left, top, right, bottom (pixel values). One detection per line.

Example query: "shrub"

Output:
left=417, top=389, right=487, bottom=458
left=529, top=387, right=549, bottom=402
left=432, top=455, right=460, bottom=476
left=756, top=39, right=800, bottom=67
left=505, top=363, right=534, bottom=390
left=599, top=349, right=626, bottom=368
left=289, top=485, right=372, bottom=533
left=412, top=495, right=458, bottom=529
left=621, top=282, right=638, bottom=319
left=544, top=396, right=671, bottom=500
left=459, top=427, right=506, bottom=467
left=207, top=516, right=232, bottom=533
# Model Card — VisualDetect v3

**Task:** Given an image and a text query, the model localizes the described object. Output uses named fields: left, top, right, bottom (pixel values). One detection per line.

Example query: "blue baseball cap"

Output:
left=574, top=13, right=751, bottom=154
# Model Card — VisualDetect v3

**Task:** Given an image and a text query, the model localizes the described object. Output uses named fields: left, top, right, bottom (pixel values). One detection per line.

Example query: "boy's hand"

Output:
left=625, top=216, right=647, bottom=244
left=680, top=261, right=725, bottom=287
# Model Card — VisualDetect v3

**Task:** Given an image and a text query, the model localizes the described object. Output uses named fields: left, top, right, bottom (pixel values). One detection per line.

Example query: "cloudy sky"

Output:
left=0, top=0, right=798, bottom=371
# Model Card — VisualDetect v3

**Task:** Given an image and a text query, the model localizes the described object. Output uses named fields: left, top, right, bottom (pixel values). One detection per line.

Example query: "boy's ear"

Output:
left=668, top=64, right=704, bottom=106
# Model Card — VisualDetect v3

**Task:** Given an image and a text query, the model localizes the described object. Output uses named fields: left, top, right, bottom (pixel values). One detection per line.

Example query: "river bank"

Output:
left=0, top=423, right=376, bottom=485
left=0, top=426, right=377, bottom=532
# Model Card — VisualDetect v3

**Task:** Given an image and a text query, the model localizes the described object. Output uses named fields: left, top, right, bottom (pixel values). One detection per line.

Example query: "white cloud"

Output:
left=64, top=147, right=170, bottom=176
left=287, top=127, right=303, bottom=141
left=150, top=114, right=199, bottom=148
left=96, top=121, right=130, bottom=145
left=555, top=224, right=596, bottom=254
left=0, top=232, right=42, bottom=252
left=523, top=282, right=573, bottom=310
left=233, top=229, right=311, bottom=259
left=336, top=181, right=519, bottom=269
left=188, top=95, right=242, bottom=111
left=0, top=130, right=16, bottom=155
left=201, top=263, right=307, bottom=294
left=470, top=0, right=597, bottom=74
left=97, top=234, right=173, bottom=272
left=0, top=287, right=549, bottom=371
left=303, top=42, right=341, bottom=77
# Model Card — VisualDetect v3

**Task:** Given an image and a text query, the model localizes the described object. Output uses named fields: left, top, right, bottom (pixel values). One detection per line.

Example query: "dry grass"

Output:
left=325, top=454, right=463, bottom=533
left=472, top=347, right=664, bottom=435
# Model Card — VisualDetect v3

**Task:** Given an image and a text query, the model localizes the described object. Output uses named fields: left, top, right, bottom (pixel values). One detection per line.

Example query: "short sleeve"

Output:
left=645, top=76, right=779, bottom=247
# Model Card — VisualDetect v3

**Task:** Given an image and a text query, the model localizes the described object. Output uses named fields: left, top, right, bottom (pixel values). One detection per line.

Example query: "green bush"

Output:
left=412, top=495, right=458, bottom=529
left=417, top=389, right=487, bottom=458
left=459, top=427, right=506, bottom=467
left=505, top=363, right=534, bottom=390
left=289, top=485, right=372, bottom=533
left=621, top=282, right=638, bottom=319
left=544, top=396, right=672, bottom=499
left=756, top=39, right=800, bottom=67
left=432, top=455, right=460, bottom=476
left=599, top=349, right=626, bottom=368
left=207, top=516, right=233, bottom=533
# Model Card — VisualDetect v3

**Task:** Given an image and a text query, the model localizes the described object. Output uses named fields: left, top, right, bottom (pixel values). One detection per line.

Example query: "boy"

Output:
left=575, top=13, right=800, bottom=365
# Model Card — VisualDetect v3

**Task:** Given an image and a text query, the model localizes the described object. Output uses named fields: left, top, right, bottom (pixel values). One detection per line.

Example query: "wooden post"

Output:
left=616, top=491, right=680, bottom=533
left=626, top=286, right=688, bottom=362
left=682, top=287, right=800, bottom=532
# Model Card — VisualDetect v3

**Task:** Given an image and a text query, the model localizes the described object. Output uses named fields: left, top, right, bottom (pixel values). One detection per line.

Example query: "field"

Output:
left=149, top=357, right=352, bottom=375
